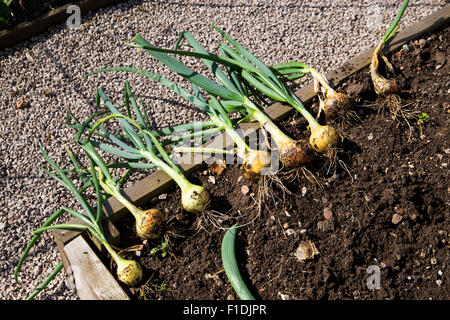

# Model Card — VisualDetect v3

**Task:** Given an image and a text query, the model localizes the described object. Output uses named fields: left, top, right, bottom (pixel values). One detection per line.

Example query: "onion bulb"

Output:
left=243, top=150, right=272, bottom=180
left=309, top=125, right=340, bottom=154
left=181, top=183, right=210, bottom=213
left=278, top=139, right=315, bottom=170
left=115, top=255, right=143, bottom=286
left=135, top=208, right=165, bottom=240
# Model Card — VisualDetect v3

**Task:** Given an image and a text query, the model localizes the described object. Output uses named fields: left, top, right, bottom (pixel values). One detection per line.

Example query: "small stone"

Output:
left=283, top=223, right=289, bottom=229
left=0, top=222, right=5, bottom=230
left=280, top=293, right=290, bottom=300
left=431, top=257, right=437, bottom=265
left=203, top=170, right=208, bottom=175
left=418, top=39, right=427, bottom=48
left=368, top=132, right=374, bottom=140
left=208, top=176, right=216, bottom=184
left=158, top=193, right=167, bottom=200
left=392, top=213, right=403, bottom=225
left=438, top=270, right=443, bottom=276
left=285, top=210, right=291, bottom=217
left=323, top=207, right=333, bottom=220
left=402, top=44, right=409, bottom=52
left=241, top=185, right=250, bottom=195
left=436, top=280, right=442, bottom=287
left=135, top=250, right=141, bottom=257
left=226, top=294, right=235, bottom=300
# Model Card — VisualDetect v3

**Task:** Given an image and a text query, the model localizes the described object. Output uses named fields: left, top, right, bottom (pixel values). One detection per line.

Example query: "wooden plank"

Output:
left=63, top=236, right=129, bottom=300
left=0, top=0, right=127, bottom=49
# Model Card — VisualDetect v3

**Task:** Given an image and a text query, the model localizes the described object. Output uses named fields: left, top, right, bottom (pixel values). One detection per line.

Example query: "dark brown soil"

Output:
left=111, top=23, right=449, bottom=300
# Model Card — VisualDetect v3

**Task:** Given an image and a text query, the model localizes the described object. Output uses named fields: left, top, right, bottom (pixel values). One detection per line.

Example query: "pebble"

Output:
left=323, top=207, right=333, bottom=220
left=158, top=193, right=167, bottom=200
left=208, top=176, right=216, bottom=184
left=0, top=0, right=444, bottom=301
left=241, top=185, right=250, bottom=195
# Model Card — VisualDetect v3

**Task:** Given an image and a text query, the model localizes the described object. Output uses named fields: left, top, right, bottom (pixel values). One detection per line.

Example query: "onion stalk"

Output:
left=16, top=149, right=143, bottom=288
left=221, top=224, right=255, bottom=300
left=125, top=32, right=319, bottom=169
left=76, top=85, right=210, bottom=213
left=370, top=0, right=410, bottom=95
left=82, top=142, right=165, bottom=240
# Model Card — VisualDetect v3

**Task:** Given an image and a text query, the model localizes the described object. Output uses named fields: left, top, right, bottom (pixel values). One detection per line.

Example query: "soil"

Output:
left=110, top=22, right=449, bottom=300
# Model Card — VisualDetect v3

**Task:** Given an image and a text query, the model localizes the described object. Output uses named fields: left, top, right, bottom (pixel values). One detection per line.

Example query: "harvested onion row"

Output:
left=370, top=0, right=410, bottom=95
left=85, top=66, right=272, bottom=181
left=127, top=33, right=319, bottom=170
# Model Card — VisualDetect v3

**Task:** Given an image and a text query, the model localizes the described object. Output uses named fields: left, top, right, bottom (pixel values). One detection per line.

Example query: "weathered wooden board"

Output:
left=55, top=6, right=450, bottom=300
left=63, top=235, right=129, bottom=300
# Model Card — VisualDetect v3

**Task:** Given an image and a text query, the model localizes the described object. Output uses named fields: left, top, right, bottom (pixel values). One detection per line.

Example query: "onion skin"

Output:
left=182, top=185, right=210, bottom=213
left=309, top=125, right=340, bottom=154
left=243, top=150, right=272, bottom=180
left=323, top=92, right=354, bottom=119
left=116, top=259, right=143, bottom=286
left=136, top=209, right=165, bottom=240
left=372, top=76, right=399, bottom=95
left=279, top=140, right=315, bottom=170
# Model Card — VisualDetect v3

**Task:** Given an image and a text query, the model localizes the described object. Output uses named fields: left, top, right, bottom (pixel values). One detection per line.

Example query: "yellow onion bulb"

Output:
left=182, top=184, right=210, bottom=213
left=243, top=150, right=272, bottom=180
left=116, top=258, right=143, bottom=286
left=278, top=139, right=315, bottom=170
left=309, top=125, right=340, bottom=154
left=135, top=208, right=165, bottom=240
left=323, top=92, right=354, bottom=119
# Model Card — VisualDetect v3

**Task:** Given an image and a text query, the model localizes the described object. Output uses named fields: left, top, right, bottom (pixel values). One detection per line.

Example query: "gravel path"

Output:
left=0, top=0, right=446, bottom=300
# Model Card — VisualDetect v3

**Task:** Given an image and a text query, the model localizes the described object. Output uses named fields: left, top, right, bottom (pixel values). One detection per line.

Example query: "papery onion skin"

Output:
left=136, top=208, right=165, bottom=240
left=243, top=150, right=272, bottom=180
left=116, top=259, right=143, bottom=286
left=309, top=125, right=340, bottom=154
left=323, top=93, right=354, bottom=119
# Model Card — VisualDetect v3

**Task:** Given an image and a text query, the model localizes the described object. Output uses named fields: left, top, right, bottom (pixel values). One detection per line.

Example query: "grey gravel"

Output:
left=0, top=0, right=446, bottom=300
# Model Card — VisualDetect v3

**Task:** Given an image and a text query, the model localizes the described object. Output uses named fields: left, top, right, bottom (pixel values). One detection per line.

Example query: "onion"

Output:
left=370, top=42, right=400, bottom=95
left=278, top=139, right=315, bottom=169
left=135, top=208, right=165, bottom=240
left=243, top=150, right=272, bottom=180
left=370, top=0, right=409, bottom=96
left=181, top=184, right=210, bottom=213
left=115, top=256, right=143, bottom=286
left=309, top=124, right=340, bottom=154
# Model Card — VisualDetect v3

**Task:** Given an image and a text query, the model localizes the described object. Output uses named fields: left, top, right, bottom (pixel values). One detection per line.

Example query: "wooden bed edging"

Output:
left=53, top=5, right=450, bottom=300
left=0, top=0, right=127, bottom=49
